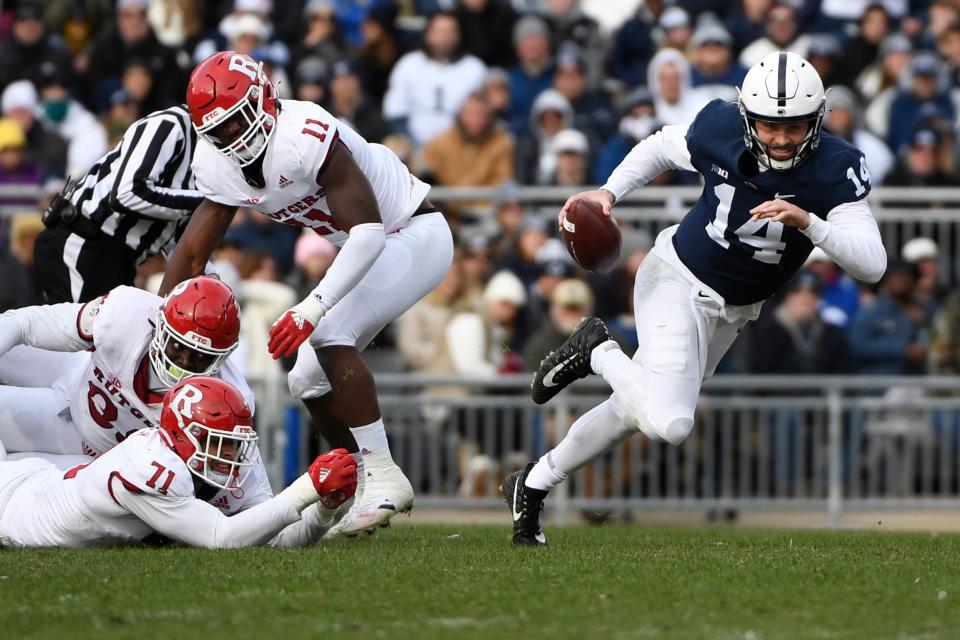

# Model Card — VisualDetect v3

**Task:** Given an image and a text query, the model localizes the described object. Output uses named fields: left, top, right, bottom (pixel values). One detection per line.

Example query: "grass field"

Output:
left=2, top=524, right=959, bottom=640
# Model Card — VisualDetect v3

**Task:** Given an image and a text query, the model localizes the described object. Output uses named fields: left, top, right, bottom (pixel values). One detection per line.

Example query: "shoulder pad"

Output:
left=112, top=429, right=195, bottom=499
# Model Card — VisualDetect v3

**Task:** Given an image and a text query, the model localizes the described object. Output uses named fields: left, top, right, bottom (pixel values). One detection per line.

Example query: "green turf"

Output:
left=2, top=525, right=959, bottom=640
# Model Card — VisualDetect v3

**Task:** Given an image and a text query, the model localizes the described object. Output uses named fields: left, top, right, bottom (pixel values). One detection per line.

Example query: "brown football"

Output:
left=560, top=198, right=622, bottom=272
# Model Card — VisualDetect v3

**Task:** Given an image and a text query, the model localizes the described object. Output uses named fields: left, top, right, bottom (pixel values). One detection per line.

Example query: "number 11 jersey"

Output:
left=673, top=99, right=871, bottom=305
left=192, top=100, right=430, bottom=245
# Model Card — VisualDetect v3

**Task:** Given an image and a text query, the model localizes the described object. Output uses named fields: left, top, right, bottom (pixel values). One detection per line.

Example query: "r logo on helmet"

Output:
left=228, top=54, right=259, bottom=81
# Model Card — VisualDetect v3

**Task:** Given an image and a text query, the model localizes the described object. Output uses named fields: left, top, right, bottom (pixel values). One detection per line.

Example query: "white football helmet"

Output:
left=738, top=51, right=825, bottom=170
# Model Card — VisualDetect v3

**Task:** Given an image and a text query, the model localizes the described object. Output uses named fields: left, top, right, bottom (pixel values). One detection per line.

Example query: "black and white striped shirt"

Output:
left=69, top=105, right=204, bottom=263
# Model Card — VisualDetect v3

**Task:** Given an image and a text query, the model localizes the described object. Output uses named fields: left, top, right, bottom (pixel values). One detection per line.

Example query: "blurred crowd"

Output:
left=1, top=0, right=960, bottom=385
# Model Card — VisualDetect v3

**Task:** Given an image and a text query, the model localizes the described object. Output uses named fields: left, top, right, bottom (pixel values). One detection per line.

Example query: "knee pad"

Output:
left=661, top=416, right=694, bottom=446
left=609, top=391, right=665, bottom=442
left=287, top=356, right=332, bottom=400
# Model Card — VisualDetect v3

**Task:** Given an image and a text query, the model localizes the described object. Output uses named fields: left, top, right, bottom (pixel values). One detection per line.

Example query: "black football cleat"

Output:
left=530, top=317, right=612, bottom=405
left=502, top=463, right=548, bottom=547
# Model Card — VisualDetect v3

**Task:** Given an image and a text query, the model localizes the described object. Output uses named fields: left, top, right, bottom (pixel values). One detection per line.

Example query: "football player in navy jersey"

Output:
left=504, top=51, right=887, bottom=546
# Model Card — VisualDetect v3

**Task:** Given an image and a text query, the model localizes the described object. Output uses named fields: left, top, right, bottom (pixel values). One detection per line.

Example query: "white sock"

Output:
left=351, top=452, right=366, bottom=496
left=525, top=399, right=636, bottom=491
left=350, top=419, right=389, bottom=456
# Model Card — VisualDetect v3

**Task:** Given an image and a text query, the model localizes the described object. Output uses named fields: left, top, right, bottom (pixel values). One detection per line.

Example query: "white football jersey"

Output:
left=67, top=286, right=253, bottom=455
left=0, top=429, right=263, bottom=548
left=193, top=99, right=430, bottom=246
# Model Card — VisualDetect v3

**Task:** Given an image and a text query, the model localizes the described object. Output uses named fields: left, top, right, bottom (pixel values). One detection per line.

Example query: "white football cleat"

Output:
left=324, top=459, right=413, bottom=538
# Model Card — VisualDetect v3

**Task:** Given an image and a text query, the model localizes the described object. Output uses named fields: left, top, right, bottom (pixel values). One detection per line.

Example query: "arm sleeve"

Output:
left=112, top=116, right=205, bottom=219
left=800, top=199, right=887, bottom=283
left=268, top=503, right=338, bottom=548
left=446, top=313, right=496, bottom=377
left=309, top=222, right=386, bottom=313
left=600, top=124, right=695, bottom=202
left=114, top=482, right=304, bottom=549
left=0, top=301, right=91, bottom=358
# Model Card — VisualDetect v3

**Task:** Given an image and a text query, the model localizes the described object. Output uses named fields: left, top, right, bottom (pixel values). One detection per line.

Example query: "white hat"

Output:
left=235, top=0, right=271, bottom=14
left=231, top=13, right=268, bottom=39
left=553, top=128, right=589, bottom=155
left=1, top=80, right=38, bottom=114
left=902, top=237, right=939, bottom=262
left=117, top=0, right=148, bottom=11
left=483, top=271, right=527, bottom=306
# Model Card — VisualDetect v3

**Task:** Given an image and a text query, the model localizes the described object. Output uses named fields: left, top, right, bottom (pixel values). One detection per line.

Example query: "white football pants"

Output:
left=288, top=212, right=453, bottom=399
left=530, top=248, right=762, bottom=490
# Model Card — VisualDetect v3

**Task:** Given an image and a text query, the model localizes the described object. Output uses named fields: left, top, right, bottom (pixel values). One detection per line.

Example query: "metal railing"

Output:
left=7, top=183, right=960, bottom=281
left=248, top=374, right=960, bottom=526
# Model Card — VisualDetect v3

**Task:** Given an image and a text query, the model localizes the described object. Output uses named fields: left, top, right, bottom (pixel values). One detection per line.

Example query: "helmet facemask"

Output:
left=739, top=103, right=825, bottom=171
left=149, top=309, right=237, bottom=389
left=178, top=414, right=258, bottom=490
left=196, top=62, right=277, bottom=167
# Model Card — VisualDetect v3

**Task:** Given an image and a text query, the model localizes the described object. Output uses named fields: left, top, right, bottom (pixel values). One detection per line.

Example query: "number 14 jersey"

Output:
left=192, top=100, right=430, bottom=245
left=674, top=99, right=871, bottom=305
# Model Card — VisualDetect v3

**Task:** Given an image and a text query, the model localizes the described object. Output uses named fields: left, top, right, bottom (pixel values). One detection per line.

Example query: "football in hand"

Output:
left=560, top=198, right=622, bottom=272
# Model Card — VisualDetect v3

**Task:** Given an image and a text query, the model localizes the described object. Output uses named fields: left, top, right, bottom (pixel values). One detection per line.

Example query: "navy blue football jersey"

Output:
left=673, top=99, right=871, bottom=305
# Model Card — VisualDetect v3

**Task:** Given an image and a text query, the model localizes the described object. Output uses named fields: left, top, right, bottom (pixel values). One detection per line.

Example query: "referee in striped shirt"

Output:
left=34, top=104, right=203, bottom=303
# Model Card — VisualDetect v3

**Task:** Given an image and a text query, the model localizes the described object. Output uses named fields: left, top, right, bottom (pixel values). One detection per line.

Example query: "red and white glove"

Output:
left=308, top=447, right=358, bottom=509
left=267, top=294, right=327, bottom=359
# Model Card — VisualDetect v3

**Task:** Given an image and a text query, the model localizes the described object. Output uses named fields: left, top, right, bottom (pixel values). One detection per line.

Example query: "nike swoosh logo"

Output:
left=512, top=479, right=523, bottom=522
left=774, top=192, right=796, bottom=199
left=542, top=355, right=575, bottom=387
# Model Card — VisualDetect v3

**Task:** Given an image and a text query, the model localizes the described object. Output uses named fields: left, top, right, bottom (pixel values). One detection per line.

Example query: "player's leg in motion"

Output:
left=508, top=254, right=745, bottom=545
left=288, top=212, right=453, bottom=536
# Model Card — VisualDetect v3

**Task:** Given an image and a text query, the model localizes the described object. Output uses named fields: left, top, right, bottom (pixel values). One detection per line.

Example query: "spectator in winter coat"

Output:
left=886, top=53, right=956, bottom=154
left=507, top=15, right=555, bottom=139
left=514, top=89, right=574, bottom=185
left=606, top=5, right=656, bottom=88
left=749, top=271, right=852, bottom=374
left=850, top=262, right=931, bottom=376
left=35, top=65, right=107, bottom=179
left=0, top=81, right=67, bottom=179
left=543, top=0, right=604, bottom=89
left=327, top=59, right=390, bottom=144
left=423, top=91, right=514, bottom=190
left=0, top=2, right=74, bottom=93
left=292, top=0, right=351, bottom=70
left=594, top=88, right=658, bottom=185
left=551, top=46, right=614, bottom=143
left=689, top=23, right=746, bottom=103
left=725, top=0, right=772, bottom=55
left=739, top=3, right=811, bottom=68
left=840, top=3, right=893, bottom=87
left=646, top=49, right=710, bottom=127
left=383, top=11, right=487, bottom=147
left=0, top=120, right=44, bottom=208
left=824, top=86, right=894, bottom=185
left=88, top=0, right=184, bottom=112
left=885, top=128, right=960, bottom=188
left=455, top=0, right=518, bottom=69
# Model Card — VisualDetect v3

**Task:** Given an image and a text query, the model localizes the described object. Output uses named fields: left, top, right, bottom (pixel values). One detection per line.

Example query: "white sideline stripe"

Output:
left=62, top=233, right=86, bottom=302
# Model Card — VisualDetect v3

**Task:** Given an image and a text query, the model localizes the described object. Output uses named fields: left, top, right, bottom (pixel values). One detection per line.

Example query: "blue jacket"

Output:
left=848, top=295, right=914, bottom=375
left=507, top=65, right=555, bottom=139
left=887, top=90, right=955, bottom=152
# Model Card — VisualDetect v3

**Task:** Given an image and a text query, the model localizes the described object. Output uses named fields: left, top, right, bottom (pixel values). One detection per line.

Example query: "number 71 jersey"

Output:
left=673, top=99, right=871, bottom=305
left=192, top=99, right=430, bottom=246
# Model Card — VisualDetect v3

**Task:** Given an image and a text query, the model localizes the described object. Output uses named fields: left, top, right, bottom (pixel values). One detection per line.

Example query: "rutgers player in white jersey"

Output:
left=160, top=51, right=454, bottom=536
left=0, top=276, right=266, bottom=502
left=0, top=377, right=358, bottom=548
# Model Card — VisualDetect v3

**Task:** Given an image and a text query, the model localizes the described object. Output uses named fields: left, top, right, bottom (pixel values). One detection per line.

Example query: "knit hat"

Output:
left=513, top=15, right=550, bottom=47
left=0, top=119, right=26, bottom=150
left=484, top=271, right=527, bottom=306
left=1, top=80, right=38, bottom=114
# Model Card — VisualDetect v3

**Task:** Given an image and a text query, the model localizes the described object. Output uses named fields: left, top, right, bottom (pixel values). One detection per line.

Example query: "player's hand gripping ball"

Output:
left=560, top=198, right=622, bottom=272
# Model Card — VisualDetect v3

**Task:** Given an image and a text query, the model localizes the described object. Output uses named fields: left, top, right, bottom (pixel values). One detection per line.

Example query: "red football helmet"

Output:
left=159, top=377, right=258, bottom=490
left=186, top=51, right=279, bottom=167
left=150, top=276, right=241, bottom=388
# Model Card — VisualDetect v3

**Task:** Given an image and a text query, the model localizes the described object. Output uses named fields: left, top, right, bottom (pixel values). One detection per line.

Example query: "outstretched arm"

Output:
left=0, top=299, right=98, bottom=357
left=158, top=198, right=237, bottom=296
left=559, top=124, right=694, bottom=225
